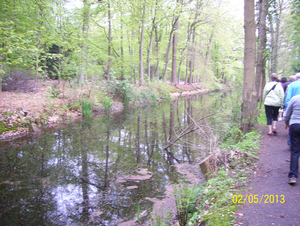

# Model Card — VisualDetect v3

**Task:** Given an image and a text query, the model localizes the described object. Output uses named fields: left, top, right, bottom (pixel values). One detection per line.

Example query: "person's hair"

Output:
left=290, top=75, right=296, bottom=81
left=271, top=73, right=278, bottom=81
left=296, top=73, right=300, bottom=80
left=280, top=77, right=287, bottom=83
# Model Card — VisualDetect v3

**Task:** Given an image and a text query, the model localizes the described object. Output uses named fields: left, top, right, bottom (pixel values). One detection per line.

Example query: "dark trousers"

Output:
left=289, top=124, right=300, bottom=178
left=264, top=105, right=280, bottom=125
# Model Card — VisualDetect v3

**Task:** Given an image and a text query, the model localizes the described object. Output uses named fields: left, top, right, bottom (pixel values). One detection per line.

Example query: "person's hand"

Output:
left=285, top=125, right=289, bottom=130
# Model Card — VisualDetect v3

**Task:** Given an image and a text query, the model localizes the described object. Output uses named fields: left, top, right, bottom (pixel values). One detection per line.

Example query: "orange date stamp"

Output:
left=232, top=194, right=285, bottom=204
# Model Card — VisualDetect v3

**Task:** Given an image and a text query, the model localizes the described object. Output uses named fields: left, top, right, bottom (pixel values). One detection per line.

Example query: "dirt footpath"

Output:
left=236, top=121, right=300, bottom=226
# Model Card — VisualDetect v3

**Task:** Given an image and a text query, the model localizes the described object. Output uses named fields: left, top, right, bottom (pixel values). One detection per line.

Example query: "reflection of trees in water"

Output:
left=0, top=90, right=241, bottom=225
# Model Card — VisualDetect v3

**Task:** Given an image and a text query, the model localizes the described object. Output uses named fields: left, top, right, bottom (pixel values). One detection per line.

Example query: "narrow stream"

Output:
left=0, top=89, right=241, bottom=225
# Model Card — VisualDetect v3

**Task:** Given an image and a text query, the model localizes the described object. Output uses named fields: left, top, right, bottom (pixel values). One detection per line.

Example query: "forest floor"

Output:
left=0, top=79, right=208, bottom=141
left=235, top=122, right=300, bottom=226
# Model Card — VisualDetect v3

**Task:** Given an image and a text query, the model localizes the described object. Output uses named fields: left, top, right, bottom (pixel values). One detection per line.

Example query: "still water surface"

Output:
left=0, top=90, right=240, bottom=225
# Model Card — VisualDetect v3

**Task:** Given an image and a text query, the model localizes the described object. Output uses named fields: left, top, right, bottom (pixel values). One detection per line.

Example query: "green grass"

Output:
left=0, top=121, right=18, bottom=135
left=82, top=101, right=92, bottom=118
left=257, top=108, right=267, bottom=125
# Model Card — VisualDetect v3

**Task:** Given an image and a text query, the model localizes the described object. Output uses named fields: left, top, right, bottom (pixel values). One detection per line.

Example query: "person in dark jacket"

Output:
left=279, top=77, right=288, bottom=120
left=284, top=94, right=300, bottom=184
left=283, top=75, right=295, bottom=93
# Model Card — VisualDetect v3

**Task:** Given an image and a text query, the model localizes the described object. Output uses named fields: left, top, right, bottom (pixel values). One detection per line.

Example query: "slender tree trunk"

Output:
left=205, top=28, right=214, bottom=65
left=0, top=64, right=4, bottom=95
left=163, top=18, right=178, bottom=82
left=120, top=12, right=124, bottom=80
left=147, top=0, right=158, bottom=81
left=274, top=0, right=283, bottom=74
left=171, top=0, right=181, bottom=84
left=185, top=59, right=188, bottom=84
left=58, top=46, right=61, bottom=84
left=81, top=0, right=89, bottom=83
left=104, top=125, right=110, bottom=188
left=137, top=112, right=141, bottom=163
left=242, top=0, right=257, bottom=133
left=155, top=26, right=161, bottom=80
left=107, top=1, right=111, bottom=80
left=43, top=43, right=47, bottom=81
left=188, top=28, right=195, bottom=84
left=36, top=36, right=41, bottom=83
left=139, top=3, right=146, bottom=85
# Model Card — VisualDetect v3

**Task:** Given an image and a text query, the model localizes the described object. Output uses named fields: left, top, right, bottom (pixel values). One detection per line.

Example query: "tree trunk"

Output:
left=120, top=12, right=124, bottom=80
left=188, top=28, right=195, bottom=85
left=43, top=43, right=47, bottom=81
left=0, top=64, right=3, bottom=95
left=155, top=26, right=161, bottom=80
left=36, top=37, right=41, bottom=79
left=147, top=0, right=158, bottom=81
left=163, top=18, right=178, bottom=82
left=255, top=0, right=267, bottom=103
left=137, top=112, right=141, bottom=163
left=171, top=0, right=180, bottom=84
left=139, top=3, right=146, bottom=85
left=107, top=1, right=111, bottom=80
left=81, top=0, right=89, bottom=83
left=242, top=0, right=257, bottom=134
left=205, top=28, right=214, bottom=66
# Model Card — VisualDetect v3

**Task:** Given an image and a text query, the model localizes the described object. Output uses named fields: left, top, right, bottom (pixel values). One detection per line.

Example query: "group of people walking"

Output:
left=263, top=73, right=300, bottom=184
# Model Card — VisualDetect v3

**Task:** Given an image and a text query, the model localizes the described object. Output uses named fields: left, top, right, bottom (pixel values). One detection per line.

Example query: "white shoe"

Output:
left=278, top=117, right=283, bottom=121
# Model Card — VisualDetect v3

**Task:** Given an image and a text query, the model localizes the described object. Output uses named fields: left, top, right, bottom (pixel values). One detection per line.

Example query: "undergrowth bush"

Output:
left=2, top=70, right=35, bottom=92
left=103, top=96, right=111, bottom=112
left=105, top=79, right=136, bottom=104
left=47, top=83, right=61, bottom=98
left=174, top=183, right=203, bottom=226
left=257, top=108, right=267, bottom=125
left=188, top=127, right=260, bottom=226
left=148, top=81, right=172, bottom=99
left=82, top=101, right=92, bottom=118
left=220, top=126, right=260, bottom=155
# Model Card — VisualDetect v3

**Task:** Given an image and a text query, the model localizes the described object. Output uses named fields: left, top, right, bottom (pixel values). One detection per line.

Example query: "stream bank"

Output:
left=0, top=79, right=211, bottom=141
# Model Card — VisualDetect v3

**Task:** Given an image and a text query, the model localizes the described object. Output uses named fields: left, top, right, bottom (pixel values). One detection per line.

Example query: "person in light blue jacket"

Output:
left=285, top=73, right=300, bottom=109
left=263, top=73, right=284, bottom=136
left=285, top=73, right=300, bottom=146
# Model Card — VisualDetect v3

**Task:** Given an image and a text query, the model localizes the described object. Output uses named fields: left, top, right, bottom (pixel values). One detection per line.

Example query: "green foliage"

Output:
left=257, top=108, right=267, bottom=125
left=68, top=100, right=81, bottom=111
left=47, top=83, right=60, bottom=98
left=189, top=129, right=260, bottom=226
left=189, top=169, right=237, bottom=226
left=220, top=126, right=260, bottom=154
left=103, top=97, right=111, bottom=112
left=174, top=183, right=203, bottom=226
left=82, top=101, right=92, bottom=118
left=137, top=89, right=154, bottom=103
left=0, top=121, right=17, bottom=135
left=136, top=200, right=140, bottom=222
left=150, top=208, right=173, bottom=226
left=106, top=79, right=136, bottom=104
left=148, top=81, right=172, bottom=99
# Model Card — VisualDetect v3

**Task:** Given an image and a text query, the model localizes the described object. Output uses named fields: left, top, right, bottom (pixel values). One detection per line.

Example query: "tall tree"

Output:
left=81, top=0, right=90, bottom=83
left=242, top=0, right=257, bottom=133
left=171, top=0, right=181, bottom=84
left=139, top=2, right=146, bottom=85
left=107, top=0, right=112, bottom=80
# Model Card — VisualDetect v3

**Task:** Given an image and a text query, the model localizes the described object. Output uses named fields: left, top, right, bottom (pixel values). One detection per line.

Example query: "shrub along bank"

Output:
left=168, top=127, right=261, bottom=226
